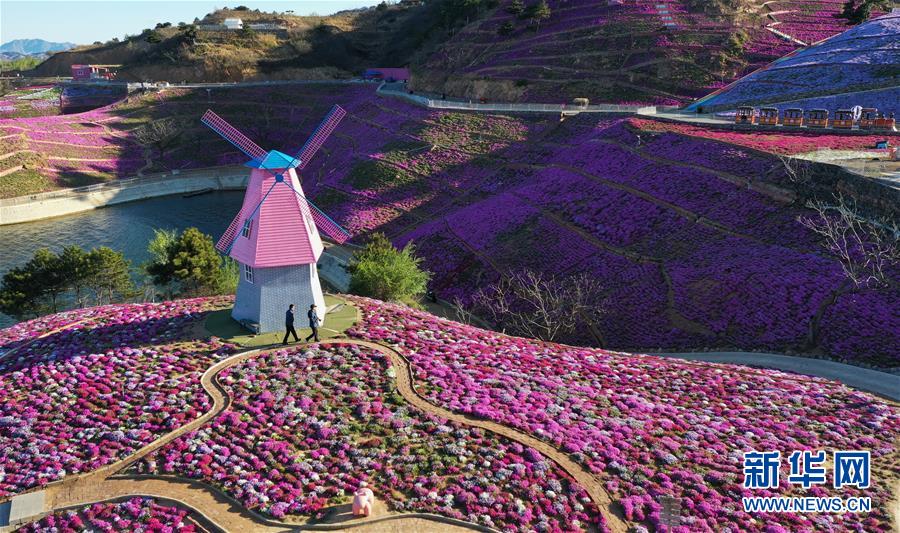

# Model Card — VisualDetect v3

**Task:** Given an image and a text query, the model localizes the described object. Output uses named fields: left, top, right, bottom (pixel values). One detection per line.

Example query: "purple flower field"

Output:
left=696, top=13, right=899, bottom=112
left=0, top=298, right=235, bottom=497
left=17, top=497, right=201, bottom=532
left=4, top=84, right=897, bottom=366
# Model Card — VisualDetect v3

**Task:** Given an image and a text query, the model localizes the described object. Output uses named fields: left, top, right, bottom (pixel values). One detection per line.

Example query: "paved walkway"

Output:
left=652, top=352, right=900, bottom=401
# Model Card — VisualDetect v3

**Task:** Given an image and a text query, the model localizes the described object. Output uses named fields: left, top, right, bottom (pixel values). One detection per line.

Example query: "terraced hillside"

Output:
left=415, top=0, right=863, bottom=104
left=3, top=84, right=897, bottom=365
left=693, top=12, right=900, bottom=112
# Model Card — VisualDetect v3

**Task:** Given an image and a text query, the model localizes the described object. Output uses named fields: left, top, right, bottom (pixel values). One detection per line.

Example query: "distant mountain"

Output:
left=0, top=39, right=76, bottom=56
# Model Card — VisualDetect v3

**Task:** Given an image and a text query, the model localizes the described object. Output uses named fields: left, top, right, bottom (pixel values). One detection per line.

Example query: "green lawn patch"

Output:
left=0, top=169, right=57, bottom=198
left=204, top=293, right=357, bottom=348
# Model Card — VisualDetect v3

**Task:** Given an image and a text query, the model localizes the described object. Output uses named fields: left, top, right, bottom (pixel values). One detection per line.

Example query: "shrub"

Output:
left=348, top=233, right=430, bottom=303
left=145, top=227, right=236, bottom=297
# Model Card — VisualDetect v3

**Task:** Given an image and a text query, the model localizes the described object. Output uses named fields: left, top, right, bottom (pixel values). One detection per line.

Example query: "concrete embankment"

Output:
left=0, top=167, right=248, bottom=226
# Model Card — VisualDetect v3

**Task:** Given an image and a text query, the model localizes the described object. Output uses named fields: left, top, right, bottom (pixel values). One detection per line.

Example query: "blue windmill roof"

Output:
left=245, top=150, right=301, bottom=170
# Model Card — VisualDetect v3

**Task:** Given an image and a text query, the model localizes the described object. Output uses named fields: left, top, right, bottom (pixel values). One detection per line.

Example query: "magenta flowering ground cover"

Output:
left=417, top=0, right=854, bottom=104
left=135, top=343, right=602, bottom=531
left=697, top=13, right=899, bottom=113
left=17, top=497, right=201, bottom=532
left=0, top=298, right=236, bottom=497
left=4, top=84, right=897, bottom=365
left=346, top=295, right=900, bottom=532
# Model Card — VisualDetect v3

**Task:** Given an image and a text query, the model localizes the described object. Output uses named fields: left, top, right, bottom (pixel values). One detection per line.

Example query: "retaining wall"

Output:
left=0, top=169, right=248, bottom=225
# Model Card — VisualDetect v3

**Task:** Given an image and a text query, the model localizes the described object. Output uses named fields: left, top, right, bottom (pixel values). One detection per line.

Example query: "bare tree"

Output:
left=798, top=193, right=899, bottom=288
left=134, top=117, right=184, bottom=153
left=471, top=269, right=606, bottom=342
left=450, top=296, right=475, bottom=325
left=779, top=155, right=814, bottom=188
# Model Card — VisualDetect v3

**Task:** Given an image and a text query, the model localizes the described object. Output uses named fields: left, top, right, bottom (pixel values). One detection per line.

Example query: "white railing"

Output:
left=423, top=99, right=655, bottom=114
left=376, top=85, right=656, bottom=114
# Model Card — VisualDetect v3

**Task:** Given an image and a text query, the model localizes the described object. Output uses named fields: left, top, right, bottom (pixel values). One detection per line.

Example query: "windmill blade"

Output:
left=216, top=180, right=279, bottom=254
left=301, top=195, right=351, bottom=244
left=292, top=105, right=347, bottom=170
left=201, top=109, right=267, bottom=162
left=278, top=178, right=350, bottom=243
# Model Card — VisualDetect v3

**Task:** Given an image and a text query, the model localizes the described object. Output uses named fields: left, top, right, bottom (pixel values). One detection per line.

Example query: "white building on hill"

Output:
left=223, top=18, right=243, bottom=30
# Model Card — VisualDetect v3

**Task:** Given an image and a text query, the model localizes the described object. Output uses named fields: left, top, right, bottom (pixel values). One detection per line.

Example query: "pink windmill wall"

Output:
left=220, top=168, right=324, bottom=268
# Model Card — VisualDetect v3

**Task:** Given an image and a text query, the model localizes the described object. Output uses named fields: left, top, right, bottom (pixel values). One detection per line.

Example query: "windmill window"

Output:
left=241, top=219, right=253, bottom=238
left=244, top=264, right=254, bottom=284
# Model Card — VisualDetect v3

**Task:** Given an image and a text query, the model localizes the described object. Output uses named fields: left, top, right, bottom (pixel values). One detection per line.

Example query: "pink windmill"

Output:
left=201, top=105, right=348, bottom=332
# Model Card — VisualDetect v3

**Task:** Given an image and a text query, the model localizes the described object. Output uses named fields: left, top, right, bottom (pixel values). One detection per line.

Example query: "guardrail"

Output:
left=423, top=99, right=656, bottom=114
left=376, top=85, right=656, bottom=114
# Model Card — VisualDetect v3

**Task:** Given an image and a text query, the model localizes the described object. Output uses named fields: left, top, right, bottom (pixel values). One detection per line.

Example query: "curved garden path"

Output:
left=29, top=313, right=624, bottom=531
left=14, top=299, right=896, bottom=532
left=346, top=338, right=630, bottom=533
left=38, top=340, right=494, bottom=532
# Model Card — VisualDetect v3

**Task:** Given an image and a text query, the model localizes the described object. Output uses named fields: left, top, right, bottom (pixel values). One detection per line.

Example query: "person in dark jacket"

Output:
left=306, top=303, right=321, bottom=342
left=282, top=304, right=299, bottom=345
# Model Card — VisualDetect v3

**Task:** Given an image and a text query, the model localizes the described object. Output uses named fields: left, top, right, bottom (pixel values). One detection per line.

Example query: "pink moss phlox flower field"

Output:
left=135, top=343, right=602, bottom=531
left=626, top=117, right=896, bottom=155
left=420, top=0, right=856, bottom=104
left=0, top=298, right=236, bottom=497
left=700, top=13, right=900, bottom=113
left=346, top=296, right=900, bottom=532
left=17, top=497, right=199, bottom=532
left=3, top=86, right=897, bottom=364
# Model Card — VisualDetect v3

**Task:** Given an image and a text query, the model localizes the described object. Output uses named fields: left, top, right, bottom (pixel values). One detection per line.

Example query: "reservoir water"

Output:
left=0, top=191, right=244, bottom=328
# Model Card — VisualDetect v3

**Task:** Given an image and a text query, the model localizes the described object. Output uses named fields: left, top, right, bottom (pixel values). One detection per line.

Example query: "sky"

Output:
left=0, top=1, right=379, bottom=45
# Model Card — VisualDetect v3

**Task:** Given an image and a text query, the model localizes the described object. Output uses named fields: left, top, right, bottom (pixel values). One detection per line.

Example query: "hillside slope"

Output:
left=692, top=12, right=900, bottom=112
left=3, top=296, right=896, bottom=531
left=3, top=84, right=897, bottom=365
left=415, top=0, right=873, bottom=104
left=29, top=5, right=450, bottom=82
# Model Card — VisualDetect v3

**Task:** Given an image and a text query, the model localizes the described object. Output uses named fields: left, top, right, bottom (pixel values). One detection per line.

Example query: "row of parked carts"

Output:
left=734, top=106, right=897, bottom=131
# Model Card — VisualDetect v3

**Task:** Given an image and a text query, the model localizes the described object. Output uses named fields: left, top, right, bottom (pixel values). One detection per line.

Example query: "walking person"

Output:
left=282, top=304, right=299, bottom=345
left=306, top=303, right=321, bottom=342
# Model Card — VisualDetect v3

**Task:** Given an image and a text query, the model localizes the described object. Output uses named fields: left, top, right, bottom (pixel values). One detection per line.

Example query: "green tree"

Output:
left=835, top=0, right=891, bottom=24
left=179, top=24, right=198, bottom=46
left=0, top=245, right=132, bottom=319
left=84, top=247, right=135, bottom=305
left=0, top=248, right=65, bottom=319
left=507, top=0, right=525, bottom=16
left=146, top=227, right=234, bottom=296
left=58, top=245, right=90, bottom=307
left=348, top=233, right=430, bottom=303
left=528, top=0, right=551, bottom=29
left=498, top=21, right=515, bottom=36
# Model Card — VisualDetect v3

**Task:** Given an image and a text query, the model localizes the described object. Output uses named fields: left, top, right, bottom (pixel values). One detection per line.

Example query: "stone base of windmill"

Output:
left=231, top=263, right=327, bottom=333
